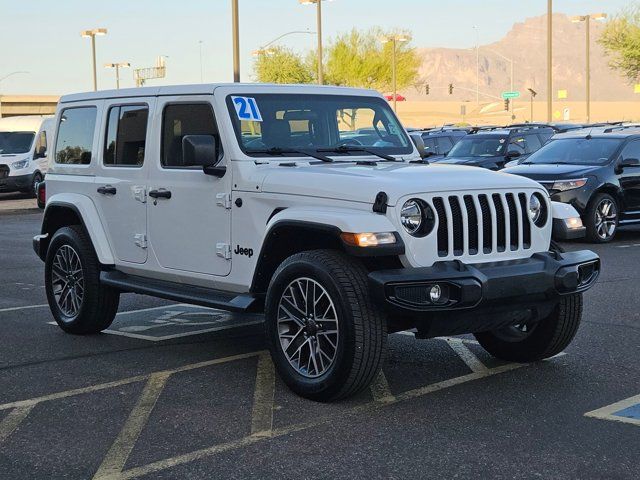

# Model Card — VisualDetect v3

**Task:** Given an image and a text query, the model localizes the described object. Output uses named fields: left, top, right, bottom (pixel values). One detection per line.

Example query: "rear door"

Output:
left=94, top=100, right=154, bottom=264
left=618, top=140, right=640, bottom=213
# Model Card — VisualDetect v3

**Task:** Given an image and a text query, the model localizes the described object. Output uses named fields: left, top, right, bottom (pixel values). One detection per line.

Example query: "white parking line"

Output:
left=585, top=393, right=640, bottom=427
left=370, top=370, right=396, bottom=403
left=0, top=304, right=48, bottom=313
left=443, top=338, right=489, bottom=373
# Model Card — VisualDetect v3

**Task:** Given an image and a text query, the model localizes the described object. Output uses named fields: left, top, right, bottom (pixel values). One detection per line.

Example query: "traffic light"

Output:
left=504, top=99, right=510, bottom=111
left=425, top=84, right=430, bottom=95
left=448, top=83, right=453, bottom=95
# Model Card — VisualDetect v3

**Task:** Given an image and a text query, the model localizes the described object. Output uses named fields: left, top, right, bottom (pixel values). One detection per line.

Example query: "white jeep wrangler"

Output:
left=34, top=84, right=599, bottom=401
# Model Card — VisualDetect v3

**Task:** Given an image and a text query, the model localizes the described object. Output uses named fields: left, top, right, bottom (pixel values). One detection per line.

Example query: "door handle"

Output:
left=148, top=189, right=172, bottom=200
left=97, top=185, right=117, bottom=195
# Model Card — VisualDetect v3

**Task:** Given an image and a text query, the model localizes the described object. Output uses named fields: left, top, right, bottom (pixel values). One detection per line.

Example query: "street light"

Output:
left=528, top=88, right=538, bottom=122
left=299, top=0, right=333, bottom=85
left=81, top=28, right=107, bottom=91
left=231, top=0, right=240, bottom=82
left=571, top=13, right=607, bottom=123
left=0, top=71, right=29, bottom=84
left=251, top=30, right=316, bottom=57
left=380, top=33, right=410, bottom=112
left=104, top=62, right=130, bottom=89
left=547, top=0, right=552, bottom=122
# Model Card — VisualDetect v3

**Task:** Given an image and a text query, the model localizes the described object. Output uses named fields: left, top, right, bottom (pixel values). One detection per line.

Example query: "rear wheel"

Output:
left=265, top=250, right=387, bottom=401
left=45, top=226, right=119, bottom=334
left=474, top=293, right=582, bottom=362
left=585, top=193, right=618, bottom=243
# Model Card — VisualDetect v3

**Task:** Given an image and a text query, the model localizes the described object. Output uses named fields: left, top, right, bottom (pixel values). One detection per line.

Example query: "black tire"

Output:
left=474, top=293, right=583, bottom=362
left=20, top=172, right=42, bottom=197
left=265, top=250, right=387, bottom=402
left=585, top=193, right=618, bottom=243
left=45, top=225, right=119, bottom=334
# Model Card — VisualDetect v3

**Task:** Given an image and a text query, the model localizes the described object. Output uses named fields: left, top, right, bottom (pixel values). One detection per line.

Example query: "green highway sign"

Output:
left=501, top=91, right=521, bottom=99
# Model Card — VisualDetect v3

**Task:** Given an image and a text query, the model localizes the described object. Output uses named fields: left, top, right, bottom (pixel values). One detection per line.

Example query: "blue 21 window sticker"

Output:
left=231, top=96, right=263, bottom=122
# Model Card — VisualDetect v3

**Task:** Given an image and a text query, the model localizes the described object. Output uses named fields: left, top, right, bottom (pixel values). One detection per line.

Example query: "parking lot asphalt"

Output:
left=0, top=207, right=639, bottom=479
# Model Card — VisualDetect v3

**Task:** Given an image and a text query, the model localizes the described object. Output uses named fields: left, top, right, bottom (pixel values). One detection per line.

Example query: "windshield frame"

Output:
left=225, top=93, right=413, bottom=159
left=0, top=131, right=36, bottom=155
left=446, top=134, right=508, bottom=158
left=523, top=137, right=623, bottom=166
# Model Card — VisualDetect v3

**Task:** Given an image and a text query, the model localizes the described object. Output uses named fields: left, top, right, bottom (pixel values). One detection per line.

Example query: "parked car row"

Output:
left=408, top=122, right=640, bottom=243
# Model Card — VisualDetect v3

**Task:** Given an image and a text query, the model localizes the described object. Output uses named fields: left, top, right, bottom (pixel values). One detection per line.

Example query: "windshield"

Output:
left=447, top=136, right=506, bottom=157
left=0, top=131, right=35, bottom=154
left=226, top=94, right=412, bottom=157
left=524, top=138, right=621, bottom=165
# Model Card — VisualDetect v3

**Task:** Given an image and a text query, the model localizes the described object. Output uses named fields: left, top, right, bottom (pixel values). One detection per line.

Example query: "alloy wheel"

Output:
left=277, top=277, right=339, bottom=378
left=51, top=245, right=84, bottom=318
left=595, top=198, right=617, bottom=240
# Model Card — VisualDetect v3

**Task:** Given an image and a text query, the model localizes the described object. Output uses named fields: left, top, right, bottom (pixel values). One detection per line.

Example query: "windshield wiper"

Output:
left=247, top=147, right=333, bottom=163
left=316, top=145, right=399, bottom=162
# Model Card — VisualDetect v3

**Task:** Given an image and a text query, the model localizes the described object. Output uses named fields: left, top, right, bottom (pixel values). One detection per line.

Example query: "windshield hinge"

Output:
left=216, top=193, right=232, bottom=209
left=133, top=186, right=147, bottom=203
left=216, top=243, right=232, bottom=260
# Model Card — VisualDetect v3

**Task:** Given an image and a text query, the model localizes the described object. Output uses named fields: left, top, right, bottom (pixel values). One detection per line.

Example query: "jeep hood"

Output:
left=260, top=161, right=542, bottom=206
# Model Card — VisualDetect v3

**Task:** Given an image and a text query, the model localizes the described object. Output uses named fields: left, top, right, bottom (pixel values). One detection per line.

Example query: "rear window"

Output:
left=104, top=105, right=149, bottom=167
left=55, top=107, right=97, bottom=165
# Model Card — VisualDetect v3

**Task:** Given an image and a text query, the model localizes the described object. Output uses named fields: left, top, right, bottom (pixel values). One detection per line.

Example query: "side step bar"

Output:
left=100, top=270, right=262, bottom=313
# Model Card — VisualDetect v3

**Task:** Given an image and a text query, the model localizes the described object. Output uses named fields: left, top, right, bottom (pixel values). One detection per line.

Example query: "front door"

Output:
left=147, top=97, right=232, bottom=276
left=94, top=100, right=153, bottom=264
left=618, top=140, right=640, bottom=214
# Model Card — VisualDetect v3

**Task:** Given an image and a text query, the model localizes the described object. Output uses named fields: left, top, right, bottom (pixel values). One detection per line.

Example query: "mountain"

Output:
left=404, top=13, right=635, bottom=102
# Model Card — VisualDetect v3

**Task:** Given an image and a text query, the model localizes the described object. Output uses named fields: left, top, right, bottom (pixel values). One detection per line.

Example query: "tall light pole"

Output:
left=546, top=0, right=552, bottom=122
left=104, top=63, right=130, bottom=89
left=571, top=13, right=607, bottom=123
left=299, top=0, right=332, bottom=85
left=528, top=88, right=537, bottom=122
left=481, top=48, right=515, bottom=113
left=251, top=30, right=316, bottom=56
left=81, top=28, right=108, bottom=91
left=380, top=33, right=410, bottom=112
left=231, top=0, right=240, bottom=82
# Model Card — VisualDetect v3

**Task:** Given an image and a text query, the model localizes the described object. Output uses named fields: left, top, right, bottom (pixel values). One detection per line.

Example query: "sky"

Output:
left=0, top=0, right=631, bottom=95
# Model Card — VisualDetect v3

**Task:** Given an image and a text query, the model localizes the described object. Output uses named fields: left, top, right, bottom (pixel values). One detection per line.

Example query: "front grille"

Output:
left=434, top=192, right=534, bottom=258
left=0, top=165, right=8, bottom=179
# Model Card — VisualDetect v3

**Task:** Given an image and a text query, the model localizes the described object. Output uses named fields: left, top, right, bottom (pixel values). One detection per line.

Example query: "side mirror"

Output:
left=506, top=150, right=521, bottom=159
left=409, top=133, right=429, bottom=160
left=34, top=146, right=47, bottom=159
left=620, top=157, right=640, bottom=169
left=182, top=134, right=226, bottom=177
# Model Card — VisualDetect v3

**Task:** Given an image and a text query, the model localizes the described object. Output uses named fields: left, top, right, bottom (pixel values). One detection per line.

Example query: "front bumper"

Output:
left=0, top=173, right=31, bottom=192
left=369, top=250, right=600, bottom=317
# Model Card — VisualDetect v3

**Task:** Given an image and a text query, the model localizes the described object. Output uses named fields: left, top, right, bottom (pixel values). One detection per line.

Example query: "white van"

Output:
left=0, top=115, right=54, bottom=196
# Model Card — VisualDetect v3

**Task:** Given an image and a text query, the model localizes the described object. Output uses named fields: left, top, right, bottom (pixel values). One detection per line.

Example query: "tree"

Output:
left=253, top=46, right=314, bottom=84
left=599, top=5, right=640, bottom=82
left=324, top=28, right=420, bottom=92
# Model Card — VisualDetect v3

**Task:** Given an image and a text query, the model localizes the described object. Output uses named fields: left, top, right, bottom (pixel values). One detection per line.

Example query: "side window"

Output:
left=508, top=136, right=526, bottom=154
left=162, top=104, right=217, bottom=168
left=104, top=105, right=149, bottom=167
left=620, top=140, right=640, bottom=161
left=436, top=136, right=454, bottom=154
left=421, top=137, right=437, bottom=154
left=524, top=134, right=542, bottom=153
left=55, top=107, right=97, bottom=165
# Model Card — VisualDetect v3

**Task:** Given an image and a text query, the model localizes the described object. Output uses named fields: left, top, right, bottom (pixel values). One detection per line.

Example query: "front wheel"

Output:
left=474, top=293, right=583, bottom=362
left=265, top=250, right=387, bottom=401
left=45, top=226, right=120, bottom=334
left=585, top=193, right=618, bottom=243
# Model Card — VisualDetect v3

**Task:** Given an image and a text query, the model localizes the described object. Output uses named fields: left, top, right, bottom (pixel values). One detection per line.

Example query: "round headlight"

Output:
left=528, top=193, right=548, bottom=227
left=528, top=194, right=542, bottom=223
left=401, top=200, right=423, bottom=235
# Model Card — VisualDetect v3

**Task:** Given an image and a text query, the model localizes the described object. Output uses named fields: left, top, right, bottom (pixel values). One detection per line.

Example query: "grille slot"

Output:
left=433, top=197, right=448, bottom=257
left=464, top=195, right=478, bottom=255
left=430, top=192, right=533, bottom=259
left=518, top=193, right=531, bottom=248
left=506, top=193, right=519, bottom=250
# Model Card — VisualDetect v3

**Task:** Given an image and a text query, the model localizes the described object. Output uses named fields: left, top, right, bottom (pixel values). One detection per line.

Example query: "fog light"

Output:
left=565, top=217, right=583, bottom=229
left=429, top=284, right=442, bottom=303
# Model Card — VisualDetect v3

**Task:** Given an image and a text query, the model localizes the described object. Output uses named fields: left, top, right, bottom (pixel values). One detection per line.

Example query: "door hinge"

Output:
left=216, top=243, right=232, bottom=260
left=216, top=193, right=232, bottom=209
left=133, top=186, right=147, bottom=203
left=134, top=234, right=148, bottom=249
